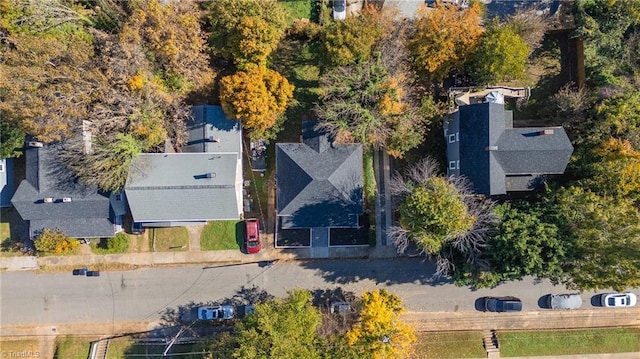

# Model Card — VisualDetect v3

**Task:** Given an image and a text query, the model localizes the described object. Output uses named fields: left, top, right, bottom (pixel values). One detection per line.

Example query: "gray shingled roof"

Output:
left=11, top=143, right=114, bottom=238
left=125, top=153, right=241, bottom=222
left=456, top=102, right=573, bottom=195
left=276, top=122, right=363, bottom=229
left=184, top=105, right=242, bottom=154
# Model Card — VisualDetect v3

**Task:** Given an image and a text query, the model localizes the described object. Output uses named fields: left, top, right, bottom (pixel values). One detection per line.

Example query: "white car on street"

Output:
left=197, top=305, right=235, bottom=320
left=600, top=292, right=637, bottom=308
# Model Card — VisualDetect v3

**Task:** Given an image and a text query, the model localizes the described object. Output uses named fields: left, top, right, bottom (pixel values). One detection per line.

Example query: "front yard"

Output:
left=200, top=220, right=242, bottom=251
left=150, top=227, right=189, bottom=252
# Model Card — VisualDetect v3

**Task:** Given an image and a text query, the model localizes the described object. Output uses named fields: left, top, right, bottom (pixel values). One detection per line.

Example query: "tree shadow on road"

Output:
left=296, top=257, right=453, bottom=286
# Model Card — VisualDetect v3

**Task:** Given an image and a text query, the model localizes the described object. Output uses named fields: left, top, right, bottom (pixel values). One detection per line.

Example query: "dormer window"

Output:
left=449, top=161, right=456, bottom=170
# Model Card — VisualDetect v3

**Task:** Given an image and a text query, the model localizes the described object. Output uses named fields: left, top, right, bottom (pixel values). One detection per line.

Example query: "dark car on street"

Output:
left=483, top=296, right=522, bottom=312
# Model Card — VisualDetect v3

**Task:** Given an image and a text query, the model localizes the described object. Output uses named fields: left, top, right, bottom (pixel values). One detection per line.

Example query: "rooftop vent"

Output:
left=485, top=146, right=498, bottom=151
left=206, top=172, right=216, bottom=178
left=540, top=129, right=554, bottom=135
left=62, top=197, right=72, bottom=203
left=28, top=141, right=44, bottom=148
left=43, top=197, right=54, bottom=203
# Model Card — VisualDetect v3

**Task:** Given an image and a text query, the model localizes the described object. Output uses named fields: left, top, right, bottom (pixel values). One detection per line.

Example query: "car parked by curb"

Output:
left=483, top=296, right=522, bottom=312
left=548, top=293, right=582, bottom=310
left=197, top=305, right=235, bottom=321
left=600, top=292, right=637, bottom=308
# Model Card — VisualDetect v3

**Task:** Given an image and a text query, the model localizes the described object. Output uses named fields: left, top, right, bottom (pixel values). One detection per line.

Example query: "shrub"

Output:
left=106, top=232, right=129, bottom=253
left=34, top=228, right=78, bottom=256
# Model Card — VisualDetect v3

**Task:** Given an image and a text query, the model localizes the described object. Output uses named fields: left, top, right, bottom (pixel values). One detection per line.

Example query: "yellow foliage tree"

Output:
left=207, top=0, right=287, bottom=69
left=409, top=0, right=484, bottom=82
left=585, top=137, right=640, bottom=203
left=119, top=0, right=214, bottom=94
left=346, top=289, right=416, bottom=359
left=219, top=65, right=294, bottom=139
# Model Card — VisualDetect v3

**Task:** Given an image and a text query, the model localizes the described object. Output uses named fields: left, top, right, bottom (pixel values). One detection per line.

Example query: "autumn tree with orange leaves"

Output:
left=219, top=65, right=294, bottom=140
left=409, top=0, right=484, bottom=82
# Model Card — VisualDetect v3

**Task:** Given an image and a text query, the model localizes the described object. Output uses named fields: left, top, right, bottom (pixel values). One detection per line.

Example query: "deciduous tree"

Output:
left=551, top=186, right=640, bottom=291
left=207, top=0, right=287, bottom=69
left=0, top=26, right=102, bottom=143
left=579, top=138, right=640, bottom=204
left=454, top=203, right=565, bottom=288
left=576, top=0, right=640, bottom=86
left=408, top=0, right=483, bottom=82
left=118, top=0, right=214, bottom=96
left=234, top=289, right=321, bottom=359
left=315, top=57, right=427, bottom=158
left=0, top=119, right=25, bottom=159
left=59, top=133, right=143, bottom=193
left=388, top=157, right=496, bottom=277
left=219, top=65, right=294, bottom=140
left=320, top=4, right=391, bottom=67
left=470, top=22, right=530, bottom=84
left=345, top=289, right=416, bottom=359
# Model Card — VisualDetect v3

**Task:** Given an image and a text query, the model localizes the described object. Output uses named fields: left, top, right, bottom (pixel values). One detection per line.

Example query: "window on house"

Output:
left=448, top=134, right=456, bottom=143
left=449, top=161, right=456, bottom=170
left=115, top=194, right=122, bottom=201
left=0, top=163, right=4, bottom=172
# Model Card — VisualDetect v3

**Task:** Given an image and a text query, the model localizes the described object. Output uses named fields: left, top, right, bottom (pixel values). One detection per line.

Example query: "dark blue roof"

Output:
left=11, top=143, right=114, bottom=238
left=454, top=102, right=573, bottom=195
left=276, top=121, right=363, bottom=229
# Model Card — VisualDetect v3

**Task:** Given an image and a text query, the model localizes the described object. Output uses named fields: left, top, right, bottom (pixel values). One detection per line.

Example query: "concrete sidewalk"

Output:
left=403, top=308, right=640, bottom=331
left=0, top=242, right=380, bottom=272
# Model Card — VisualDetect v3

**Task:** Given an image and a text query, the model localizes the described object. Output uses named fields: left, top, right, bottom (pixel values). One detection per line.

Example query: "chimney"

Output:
left=485, top=146, right=498, bottom=151
left=539, top=129, right=554, bottom=135
left=206, top=136, right=221, bottom=143
left=28, top=141, right=44, bottom=148
left=62, top=197, right=72, bottom=203
left=206, top=172, right=216, bottom=178
left=43, top=197, right=54, bottom=203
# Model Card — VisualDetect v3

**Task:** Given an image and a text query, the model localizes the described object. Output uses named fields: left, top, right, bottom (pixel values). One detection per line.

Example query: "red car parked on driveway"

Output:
left=245, top=218, right=261, bottom=254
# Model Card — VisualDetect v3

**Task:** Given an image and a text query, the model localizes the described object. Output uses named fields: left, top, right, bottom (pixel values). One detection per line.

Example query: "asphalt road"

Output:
left=1, top=258, right=637, bottom=328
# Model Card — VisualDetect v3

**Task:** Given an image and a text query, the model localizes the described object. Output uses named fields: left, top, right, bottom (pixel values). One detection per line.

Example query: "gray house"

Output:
left=445, top=102, right=573, bottom=195
left=11, top=142, right=123, bottom=239
left=276, top=121, right=364, bottom=248
left=124, top=105, right=243, bottom=228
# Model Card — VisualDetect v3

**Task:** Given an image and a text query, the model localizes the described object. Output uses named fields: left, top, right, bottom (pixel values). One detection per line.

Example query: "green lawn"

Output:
left=151, top=227, right=189, bottom=252
left=106, top=337, right=137, bottom=359
left=54, top=336, right=96, bottom=359
left=200, top=220, right=242, bottom=251
left=413, top=331, right=486, bottom=358
left=500, top=328, right=640, bottom=357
